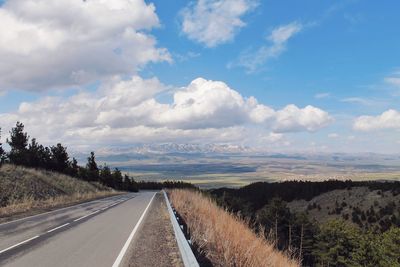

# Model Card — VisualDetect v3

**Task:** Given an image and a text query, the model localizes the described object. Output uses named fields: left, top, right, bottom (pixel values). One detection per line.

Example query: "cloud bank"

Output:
left=0, top=0, right=170, bottom=91
left=354, top=109, right=400, bottom=131
left=0, top=77, right=332, bottom=148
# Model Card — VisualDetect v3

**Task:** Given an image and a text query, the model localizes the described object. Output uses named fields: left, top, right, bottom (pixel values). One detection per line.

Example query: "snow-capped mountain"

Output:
left=95, top=143, right=253, bottom=155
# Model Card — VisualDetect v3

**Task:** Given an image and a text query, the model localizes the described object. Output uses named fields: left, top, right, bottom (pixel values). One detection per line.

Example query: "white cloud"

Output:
left=262, top=132, right=284, bottom=143
left=328, top=133, right=339, bottom=138
left=174, top=51, right=201, bottom=62
left=228, top=22, right=302, bottom=72
left=341, top=97, right=377, bottom=106
left=273, top=104, right=333, bottom=133
left=0, top=76, right=332, bottom=148
left=384, top=77, right=400, bottom=88
left=347, top=135, right=356, bottom=140
left=354, top=109, right=400, bottom=131
left=181, top=0, right=258, bottom=47
left=314, top=92, right=331, bottom=99
left=268, top=22, right=303, bottom=44
left=0, top=0, right=171, bottom=92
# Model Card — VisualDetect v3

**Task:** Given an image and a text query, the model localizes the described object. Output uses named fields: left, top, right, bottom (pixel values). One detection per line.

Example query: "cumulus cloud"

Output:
left=273, top=104, right=333, bottom=133
left=0, top=76, right=332, bottom=148
left=181, top=0, right=258, bottom=47
left=354, top=109, right=400, bottom=131
left=228, top=22, right=302, bottom=72
left=0, top=0, right=171, bottom=92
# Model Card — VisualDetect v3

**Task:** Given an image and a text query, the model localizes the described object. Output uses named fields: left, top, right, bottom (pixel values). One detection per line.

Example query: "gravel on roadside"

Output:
left=123, top=192, right=184, bottom=267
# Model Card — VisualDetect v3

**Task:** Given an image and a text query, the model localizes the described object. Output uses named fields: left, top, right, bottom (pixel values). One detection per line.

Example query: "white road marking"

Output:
left=0, top=235, right=40, bottom=255
left=47, top=223, right=70, bottom=233
left=0, top=194, right=140, bottom=258
left=112, top=193, right=156, bottom=267
left=73, top=210, right=100, bottom=222
left=0, top=194, right=130, bottom=227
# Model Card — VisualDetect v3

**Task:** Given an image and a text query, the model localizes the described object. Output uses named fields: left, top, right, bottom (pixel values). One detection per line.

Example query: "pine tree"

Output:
left=256, top=198, right=292, bottom=249
left=112, top=168, right=123, bottom=190
left=86, top=151, right=99, bottom=181
left=38, top=145, right=52, bottom=169
left=27, top=138, right=41, bottom=168
left=50, top=143, right=70, bottom=173
left=313, top=219, right=360, bottom=266
left=70, top=158, right=79, bottom=177
left=100, top=165, right=113, bottom=187
left=123, top=174, right=139, bottom=192
left=7, top=122, right=29, bottom=166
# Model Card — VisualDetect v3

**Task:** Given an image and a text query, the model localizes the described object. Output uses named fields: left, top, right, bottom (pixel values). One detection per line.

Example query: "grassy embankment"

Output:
left=0, top=164, right=120, bottom=220
left=169, top=189, right=298, bottom=267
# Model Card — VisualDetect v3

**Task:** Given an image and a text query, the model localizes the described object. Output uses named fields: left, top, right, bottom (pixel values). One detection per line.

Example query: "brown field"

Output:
left=169, top=189, right=299, bottom=267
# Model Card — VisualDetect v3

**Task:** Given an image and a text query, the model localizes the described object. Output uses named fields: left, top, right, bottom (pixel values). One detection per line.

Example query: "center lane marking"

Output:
left=0, top=236, right=40, bottom=255
left=0, top=194, right=137, bottom=257
left=47, top=223, right=70, bottom=233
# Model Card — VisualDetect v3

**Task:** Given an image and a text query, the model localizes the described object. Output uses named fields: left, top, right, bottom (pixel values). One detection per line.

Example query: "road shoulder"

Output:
left=123, top=192, right=183, bottom=267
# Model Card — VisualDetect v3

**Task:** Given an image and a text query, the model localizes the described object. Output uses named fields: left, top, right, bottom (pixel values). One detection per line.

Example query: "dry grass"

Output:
left=169, top=189, right=299, bottom=267
left=0, top=164, right=119, bottom=218
left=0, top=191, right=119, bottom=218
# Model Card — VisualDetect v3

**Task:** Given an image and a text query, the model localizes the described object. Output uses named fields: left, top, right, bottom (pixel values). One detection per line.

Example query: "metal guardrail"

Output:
left=163, top=190, right=199, bottom=267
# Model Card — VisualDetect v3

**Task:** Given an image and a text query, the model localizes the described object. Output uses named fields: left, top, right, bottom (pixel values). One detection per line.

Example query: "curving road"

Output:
left=0, top=191, right=156, bottom=267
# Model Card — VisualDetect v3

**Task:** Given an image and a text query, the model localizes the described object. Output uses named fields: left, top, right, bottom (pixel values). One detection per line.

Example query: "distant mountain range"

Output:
left=94, top=143, right=254, bottom=155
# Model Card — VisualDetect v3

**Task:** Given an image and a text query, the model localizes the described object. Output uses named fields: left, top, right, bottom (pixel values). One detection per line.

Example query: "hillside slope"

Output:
left=288, top=186, right=400, bottom=230
left=169, top=189, right=298, bottom=267
left=0, top=164, right=118, bottom=219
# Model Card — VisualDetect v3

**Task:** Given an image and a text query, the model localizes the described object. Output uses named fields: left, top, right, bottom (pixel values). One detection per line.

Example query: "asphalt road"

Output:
left=0, top=191, right=156, bottom=267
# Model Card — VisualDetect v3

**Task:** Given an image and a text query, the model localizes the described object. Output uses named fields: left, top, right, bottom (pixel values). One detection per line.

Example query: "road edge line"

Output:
left=111, top=192, right=156, bottom=267
left=163, top=190, right=199, bottom=267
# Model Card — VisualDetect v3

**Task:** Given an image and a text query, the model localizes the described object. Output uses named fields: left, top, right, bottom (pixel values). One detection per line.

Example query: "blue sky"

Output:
left=0, top=0, right=399, bottom=153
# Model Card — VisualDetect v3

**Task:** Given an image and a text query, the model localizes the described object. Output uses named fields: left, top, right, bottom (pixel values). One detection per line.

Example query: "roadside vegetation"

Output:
left=0, top=122, right=197, bottom=219
left=169, top=189, right=299, bottom=267
left=0, top=122, right=139, bottom=192
left=211, top=181, right=400, bottom=266
left=0, top=122, right=140, bottom=219
left=0, top=164, right=118, bottom=218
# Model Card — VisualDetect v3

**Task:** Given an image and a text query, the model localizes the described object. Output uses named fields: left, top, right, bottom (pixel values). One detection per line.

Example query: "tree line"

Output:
left=0, top=122, right=138, bottom=192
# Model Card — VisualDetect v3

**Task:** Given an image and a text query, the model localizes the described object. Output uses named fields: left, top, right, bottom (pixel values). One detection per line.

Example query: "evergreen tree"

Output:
left=112, top=168, right=123, bottom=190
left=50, top=143, right=70, bottom=173
left=38, top=145, right=52, bottom=169
left=378, top=227, right=400, bottom=266
left=100, top=165, right=113, bottom=187
left=27, top=138, right=41, bottom=168
left=78, top=166, right=89, bottom=181
left=0, top=128, right=6, bottom=165
left=70, top=158, right=79, bottom=177
left=7, top=122, right=29, bottom=166
left=313, top=219, right=360, bottom=266
left=351, top=231, right=381, bottom=267
left=256, top=198, right=292, bottom=249
left=122, top=174, right=138, bottom=192
left=86, top=152, right=99, bottom=181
